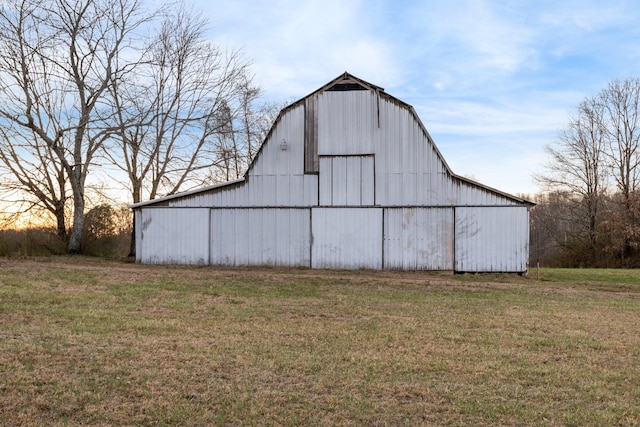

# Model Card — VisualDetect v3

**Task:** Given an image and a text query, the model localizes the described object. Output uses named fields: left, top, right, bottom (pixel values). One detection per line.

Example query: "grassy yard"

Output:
left=1, top=258, right=639, bottom=426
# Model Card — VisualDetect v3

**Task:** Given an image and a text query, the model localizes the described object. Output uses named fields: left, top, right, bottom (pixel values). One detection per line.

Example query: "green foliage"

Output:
left=538, top=267, right=640, bottom=285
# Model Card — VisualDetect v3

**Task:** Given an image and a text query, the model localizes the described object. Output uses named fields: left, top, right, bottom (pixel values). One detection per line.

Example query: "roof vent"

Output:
left=327, top=82, right=368, bottom=91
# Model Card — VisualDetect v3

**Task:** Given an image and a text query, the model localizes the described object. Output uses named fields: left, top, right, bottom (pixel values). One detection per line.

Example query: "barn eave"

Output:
left=128, top=178, right=245, bottom=209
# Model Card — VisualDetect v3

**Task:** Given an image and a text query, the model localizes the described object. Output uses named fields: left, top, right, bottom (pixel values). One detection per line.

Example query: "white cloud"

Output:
left=187, top=0, right=640, bottom=195
left=194, top=0, right=402, bottom=100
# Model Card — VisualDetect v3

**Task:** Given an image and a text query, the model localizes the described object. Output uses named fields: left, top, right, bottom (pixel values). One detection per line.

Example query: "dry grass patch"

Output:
left=1, top=258, right=639, bottom=426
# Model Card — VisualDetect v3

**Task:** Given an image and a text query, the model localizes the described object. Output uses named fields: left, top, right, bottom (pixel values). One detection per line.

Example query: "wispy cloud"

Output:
left=204, top=0, right=401, bottom=99
left=192, top=0, right=640, bottom=194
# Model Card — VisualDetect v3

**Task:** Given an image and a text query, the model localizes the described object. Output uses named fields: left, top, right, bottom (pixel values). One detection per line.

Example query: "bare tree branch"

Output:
left=0, top=0, right=150, bottom=252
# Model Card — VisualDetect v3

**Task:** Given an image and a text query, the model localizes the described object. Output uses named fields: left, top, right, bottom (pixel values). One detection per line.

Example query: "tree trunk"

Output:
left=128, top=211, right=136, bottom=258
left=54, top=204, right=67, bottom=241
left=67, top=205, right=84, bottom=253
left=67, top=177, right=85, bottom=254
left=128, top=184, right=142, bottom=258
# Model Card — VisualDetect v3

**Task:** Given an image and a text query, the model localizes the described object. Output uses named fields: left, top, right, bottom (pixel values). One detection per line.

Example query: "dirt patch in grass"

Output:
left=1, top=257, right=639, bottom=426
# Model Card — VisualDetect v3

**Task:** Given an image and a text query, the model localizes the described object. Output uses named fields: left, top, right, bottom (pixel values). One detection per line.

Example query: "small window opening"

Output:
left=327, top=82, right=368, bottom=91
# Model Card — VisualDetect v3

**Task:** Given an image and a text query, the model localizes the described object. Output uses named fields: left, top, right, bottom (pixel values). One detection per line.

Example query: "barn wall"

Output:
left=317, top=91, right=379, bottom=156
left=180, top=173, right=316, bottom=207
left=159, top=90, right=519, bottom=210
left=316, top=91, right=520, bottom=207
left=132, top=75, right=532, bottom=272
left=210, top=208, right=311, bottom=266
left=383, top=207, right=454, bottom=270
left=138, top=208, right=210, bottom=265
left=311, top=207, right=383, bottom=269
left=454, top=206, right=529, bottom=272
left=319, top=155, right=375, bottom=206
left=166, top=104, right=319, bottom=208
left=251, top=103, right=305, bottom=176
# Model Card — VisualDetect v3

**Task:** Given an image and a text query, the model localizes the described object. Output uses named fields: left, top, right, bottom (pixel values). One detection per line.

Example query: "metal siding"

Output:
left=453, top=180, right=519, bottom=206
left=361, top=156, right=375, bottom=205
left=210, top=208, right=311, bottom=266
left=135, top=84, right=531, bottom=270
left=311, top=207, right=382, bottom=269
left=386, top=174, right=403, bottom=205
left=138, top=208, right=210, bottom=265
left=319, top=156, right=374, bottom=206
left=333, top=158, right=348, bottom=205
left=369, top=95, right=521, bottom=207
left=345, top=156, right=361, bottom=205
left=135, top=210, right=142, bottom=262
left=164, top=104, right=312, bottom=208
left=276, top=175, right=291, bottom=206
left=454, top=206, right=529, bottom=272
left=304, top=96, right=319, bottom=172
left=304, top=174, right=319, bottom=206
left=319, top=157, right=333, bottom=205
left=317, top=91, right=377, bottom=155
left=163, top=171, right=319, bottom=208
left=403, top=173, right=417, bottom=205
left=258, top=105, right=305, bottom=176
left=212, top=208, right=235, bottom=266
left=384, top=208, right=454, bottom=270
left=158, top=90, right=519, bottom=210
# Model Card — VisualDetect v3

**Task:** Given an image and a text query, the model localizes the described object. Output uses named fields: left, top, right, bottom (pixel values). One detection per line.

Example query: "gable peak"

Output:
left=321, top=72, right=385, bottom=93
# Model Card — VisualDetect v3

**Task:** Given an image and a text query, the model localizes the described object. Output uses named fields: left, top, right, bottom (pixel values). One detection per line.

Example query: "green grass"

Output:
left=537, top=267, right=640, bottom=285
left=1, top=259, right=639, bottom=426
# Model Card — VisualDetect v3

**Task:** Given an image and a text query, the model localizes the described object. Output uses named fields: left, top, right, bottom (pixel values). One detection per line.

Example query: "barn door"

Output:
left=319, top=155, right=375, bottom=206
left=311, top=207, right=382, bottom=269
left=454, top=206, right=529, bottom=272
left=383, top=207, right=454, bottom=270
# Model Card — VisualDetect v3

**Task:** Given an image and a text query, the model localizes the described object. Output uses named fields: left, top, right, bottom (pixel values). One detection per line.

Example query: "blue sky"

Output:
left=191, top=0, right=640, bottom=196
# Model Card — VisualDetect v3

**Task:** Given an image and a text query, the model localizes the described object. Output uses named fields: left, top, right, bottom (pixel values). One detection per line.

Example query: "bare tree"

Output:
left=0, top=123, right=68, bottom=238
left=599, top=78, right=640, bottom=258
left=106, top=5, right=253, bottom=206
left=207, top=80, right=287, bottom=183
left=535, top=97, right=608, bottom=260
left=0, top=0, right=149, bottom=253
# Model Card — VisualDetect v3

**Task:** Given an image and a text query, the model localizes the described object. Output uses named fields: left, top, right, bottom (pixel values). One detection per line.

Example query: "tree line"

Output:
left=0, top=0, right=279, bottom=254
left=534, top=77, right=640, bottom=267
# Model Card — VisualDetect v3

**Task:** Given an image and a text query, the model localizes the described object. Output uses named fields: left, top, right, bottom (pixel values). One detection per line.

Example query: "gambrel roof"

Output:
left=131, top=72, right=533, bottom=209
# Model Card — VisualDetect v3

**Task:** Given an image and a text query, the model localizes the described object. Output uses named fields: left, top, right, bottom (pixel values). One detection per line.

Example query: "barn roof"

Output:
left=130, top=72, right=534, bottom=209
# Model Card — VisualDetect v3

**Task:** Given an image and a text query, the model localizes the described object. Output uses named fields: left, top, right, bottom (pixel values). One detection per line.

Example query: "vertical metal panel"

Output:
left=318, top=157, right=332, bottom=205
left=384, top=208, right=454, bottom=270
left=210, top=208, right=310, bottom=266
left=139, top=208, right=210, bottom=265
left=369, top=95, right=521, bottom=207
left=166, top=173, right=319, bottom=208
left=453, top=181, right=519, bottom=206
left=135, top=85, right=531, bottom=270
left=304, top=96, right=319, bottom=172
left=317, top=91, right=378, bottom=155
left=455, top=206, right=529, bottom=272
left=361, top=156, right=375, bottom=205
left=332, top=157, right=348, bottom=205
left=257, top=104, right=305, bottom=176
left=319, top=156, right=374, bottom=206
left=162, top=90, right=519, bottom=210
left=345, top=156, right=362, bottom=205
left=311, top=207, right=382, bottom=269
left=135, top=210, right=142, bottom=262
left=304, top=174, right=319, bottom=206
left=276, top=175, right=291, bottom=206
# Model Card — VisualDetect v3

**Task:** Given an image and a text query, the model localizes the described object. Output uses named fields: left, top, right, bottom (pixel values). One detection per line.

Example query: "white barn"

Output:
left=130, top=73, right=533, bottom=273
